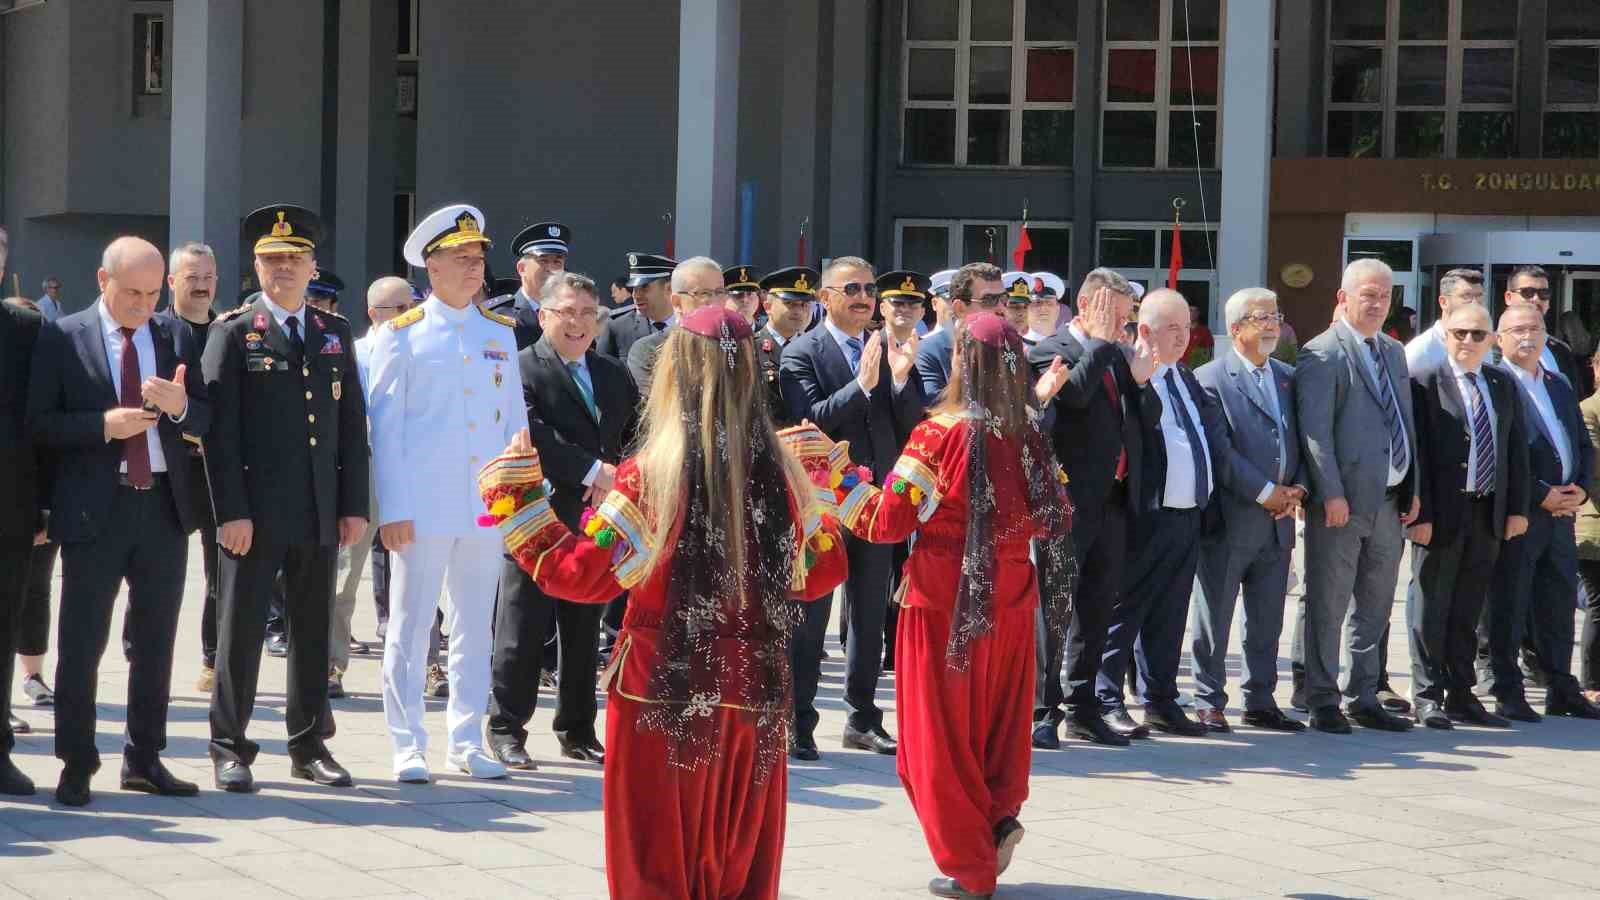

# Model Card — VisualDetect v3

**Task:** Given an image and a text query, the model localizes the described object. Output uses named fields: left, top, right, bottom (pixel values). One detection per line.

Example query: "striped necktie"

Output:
left=1364, top=338, right=1409, bottom=473
left=1464, top=371, right=1495, bottom=492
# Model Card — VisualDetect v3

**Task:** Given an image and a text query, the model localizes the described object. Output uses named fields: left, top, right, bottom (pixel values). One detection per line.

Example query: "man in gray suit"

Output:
left=1190, top=288, right=1308, bottom=733
left=1295, top=258, right=1420, bottom=734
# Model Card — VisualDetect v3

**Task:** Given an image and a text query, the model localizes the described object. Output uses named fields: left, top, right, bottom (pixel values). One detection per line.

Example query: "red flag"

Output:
left=1012, top=223, right=1033, bottom=270
left=1166, top=221, right=1183, bottom=289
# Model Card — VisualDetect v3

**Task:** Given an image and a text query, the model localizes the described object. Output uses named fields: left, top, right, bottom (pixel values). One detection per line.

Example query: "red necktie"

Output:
left=120, top=327, right=152, bottom=488
left=1103, top=369, right=1128, bottom=482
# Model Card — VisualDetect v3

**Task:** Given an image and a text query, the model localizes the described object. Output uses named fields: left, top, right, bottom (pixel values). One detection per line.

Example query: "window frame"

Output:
left=900, top=0, right=1078, bottom=168
left=1094, top=220, right=1221, bottom=321
left=1324, top=0, right=1519, bottom=159
left=893, top=218, right=1073, bottom=272
left=1543, top=21, right=1600, bottom=157
left=1100, top=0, right=1225, bottom=171
left=399, top=0, right=421, bottom=61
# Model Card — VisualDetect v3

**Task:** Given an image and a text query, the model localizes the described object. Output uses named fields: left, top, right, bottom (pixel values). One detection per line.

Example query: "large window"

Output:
left=1101, top=0, right=1222, bottom=169
left=901, top=0, right=1078, bottom=167
left=1545, top=0, right=1600, bottom=157
left=1096, top=222, right=1219, bottom=322
left=1325, top=0, right=1517, bottom=159
left=895, top=219, right=1071, bottom=274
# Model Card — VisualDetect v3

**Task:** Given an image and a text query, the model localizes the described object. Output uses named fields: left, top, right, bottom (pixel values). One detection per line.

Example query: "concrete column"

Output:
left=779, top=0, right=826, bottom=266
left=168, top=0, right=243, bottom=297
left=1217, top=0, right=1275, bottom=300
left=675, top=0, right=741, bottom=260
left=826, top=0, right=877, bottom=258
left=335, top=0, right=398, bottom=314
left=1516, top=0, right=1547, bottom=158
left=1274, top=0, right=1323, bottom=158
left=1070, top=0, right=1102, bottom=287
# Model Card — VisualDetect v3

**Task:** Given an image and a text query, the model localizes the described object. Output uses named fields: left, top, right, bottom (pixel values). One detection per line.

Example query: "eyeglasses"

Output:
left=370, top=304, right=409, bottom=312
left=962, top=292, right=1007, bottom=309
left=825, top=281, right=879, bottom=298
left=679, top=288, right=730, bottom=302
left=887, top=298, right=924, bottom=308
left=543, top=305, right=604, bottom=323
left=1513, top=286, right=1552, bottom=301
left=1447, top=328, right=1491, bottom=343
left=1241, top=312, right=1285, bottom=325
left=1503, top=325, right=1544, bottom=338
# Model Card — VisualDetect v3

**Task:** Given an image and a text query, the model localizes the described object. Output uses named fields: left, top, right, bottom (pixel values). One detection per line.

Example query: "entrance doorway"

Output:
left=1416, top=231, right=1600, bottom=332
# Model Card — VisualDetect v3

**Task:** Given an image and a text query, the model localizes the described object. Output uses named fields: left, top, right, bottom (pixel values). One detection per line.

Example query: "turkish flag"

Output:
left=1167, top=222, right=1183, bottom=289
left=1012, top=223, right=1033, bottom=270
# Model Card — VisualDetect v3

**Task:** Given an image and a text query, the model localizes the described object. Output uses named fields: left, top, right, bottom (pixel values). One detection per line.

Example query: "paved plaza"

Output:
left=3, top=535, right=1599, bottom=899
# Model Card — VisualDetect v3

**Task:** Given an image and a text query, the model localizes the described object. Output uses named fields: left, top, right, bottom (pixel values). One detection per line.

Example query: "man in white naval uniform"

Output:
left=367, top=205, right=529, bottom=782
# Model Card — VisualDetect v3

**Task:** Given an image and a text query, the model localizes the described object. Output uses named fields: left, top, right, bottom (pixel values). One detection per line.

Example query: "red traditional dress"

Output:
left=478, top=442, right=847, bottom=900
left=837, top=411, right=1072, bottom=896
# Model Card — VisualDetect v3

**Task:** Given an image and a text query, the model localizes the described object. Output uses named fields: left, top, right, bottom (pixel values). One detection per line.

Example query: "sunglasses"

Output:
left=1447, top=328, right=1491, bottom=343
left=962, top=292, right=1007, bottom=309
left=827, top=281, right=879, bottom=298
left=887, top=298, right=924, bottom=308
left=1514, top=286, right=1552, bottom=301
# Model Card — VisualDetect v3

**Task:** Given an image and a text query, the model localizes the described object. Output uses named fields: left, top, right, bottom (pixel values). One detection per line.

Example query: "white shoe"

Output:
left=394, top=752, right=430, bottom=784
left=447, top=747, right=508, bottom=780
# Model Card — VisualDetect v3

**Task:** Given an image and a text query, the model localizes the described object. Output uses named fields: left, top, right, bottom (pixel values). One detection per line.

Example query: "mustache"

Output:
left=1517, top=339, right=1538, bottom=351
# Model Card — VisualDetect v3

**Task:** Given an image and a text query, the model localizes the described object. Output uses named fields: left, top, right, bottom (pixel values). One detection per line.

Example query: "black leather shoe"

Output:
left=56, top=771, right=92, bottom=807
left=1546, top=691, right=1600, bottom=720
left=1105, top=708, right=1151, bottom=739
left=1310, top=705, right=1352, bottom=734
left=1413, top=699, right=1452, bottom=729
left=789, top=733, right=821, bottom=761
left=1495, top=696, right=1541, bottom=723
left=842, top=725, right=898, bottom=755
left=290, top=755, right=353, bottom=787
left=559, top=737, right=606, bottom=764
left=121, top=758, right=199, bottom=796
left=1348, top=703, right=1413, bottom=731
left=1376, top=686, right=1411, bottom=714
left=0, top=756, right=36, bottom=796
left=8, top=712, right=29, bottom=735
left=491, top=741, right=537, bottom=770
left=1030, top=721, right=1060, bottom=750
left=265, top=633, right=288, bottom=657
left=1445, top=693, right=1510, bottom=728
left=214, top=759, right=255, bottom=793
left=1144, top=704, right=1208, bottom=737
left=994, top=816, right=1024, bottom=876
left=1241, top=708, right=1305, bottom=732
left=1290, top=670, right=1308, bottom=712
left=928, top=876, right=993, bottom=899
left=1067, top=715, right=1130, bottom=746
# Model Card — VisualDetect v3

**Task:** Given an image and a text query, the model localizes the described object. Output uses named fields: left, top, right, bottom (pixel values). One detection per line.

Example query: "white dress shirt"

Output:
left=1340, top=316, right=1410, bottom=487
left=1448, top=357, right=1498, bottom=491
left=98, top=300, right=179, bottom=473
left=1404, top=322, right=1446, bottom=372
left=37, top=294, right=63, bottom=322
left=824, top=318, right=907, bottom=396
left=262, top=295, right=308, bottom=336
left=1150, top=363, right=1213, bottom=509
left=1507, top=362, right=1573, bottom=482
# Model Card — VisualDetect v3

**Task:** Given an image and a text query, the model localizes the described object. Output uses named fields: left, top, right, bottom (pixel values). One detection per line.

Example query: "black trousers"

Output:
left=488, top=558, right=604, bottom=745
left=840, top=531, right=893, bottom=731
left=1406, top=497, right=1500, bottom=701
left=184, top=455, right=221, bottom=667
left=0, top=537, right=30, bottom=756
left=1036, top=485, right=1128, bottom=724
left=55, top=485, right=188, bottom=774
left=1578, top=560, right=1600, bottom=691
left=841, top=541, right=906, bottom=668
left=19, top=539, right=57, bottom=655
left=1482, top=512, right=1580, bottom=700
left=790, top=592, right=834, bottom=740
left=209, top=534, right=336, bottom=765
left=1098, top=506, right=1201, bottom=712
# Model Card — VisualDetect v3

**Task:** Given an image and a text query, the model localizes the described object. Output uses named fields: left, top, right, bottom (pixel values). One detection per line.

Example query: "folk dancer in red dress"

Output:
left=838, top=312, right=1076, bottom=900
left=478, top=306, right=848, bottom=900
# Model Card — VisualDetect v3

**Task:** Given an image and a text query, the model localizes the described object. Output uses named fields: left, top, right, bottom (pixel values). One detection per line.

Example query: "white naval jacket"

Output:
left=366, top=295, right=529, bottom=536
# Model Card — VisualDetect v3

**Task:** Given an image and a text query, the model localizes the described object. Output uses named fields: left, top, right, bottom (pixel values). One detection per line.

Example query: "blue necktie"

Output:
left=1365, top=338, right=1409, bottom=473
left=568, top=361, right=598, bottom=418
left=1165, top=369, right=1211, bottom=502
left=1464, top=371, right=1495, bottom=493
left=843, top=336, right=863, bottom=374
left=1252, top=366, right=1286, bottom=481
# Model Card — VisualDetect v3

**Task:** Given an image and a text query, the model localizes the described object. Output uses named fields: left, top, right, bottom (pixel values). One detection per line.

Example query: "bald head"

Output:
left=1442, top=301, right=1494, bottom=370
left=102, top=236, right=164, bottom=278
left=1137, top=288, right=1188, bottom=326
left=366, top=276, right=414, bottom=326
left=96, top=236, right=166, bottom=330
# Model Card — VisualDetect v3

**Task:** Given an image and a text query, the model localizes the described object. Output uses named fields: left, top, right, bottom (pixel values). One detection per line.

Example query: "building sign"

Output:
left=1420, top=171, right=1600, bottom=193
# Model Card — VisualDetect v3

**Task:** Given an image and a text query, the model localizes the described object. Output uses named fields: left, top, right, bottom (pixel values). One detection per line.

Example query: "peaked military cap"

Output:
left=404, top=204, right=491, bottom=268
left=759, top=266, right=818, bottom=300
left=625, top=251, right=675, bottom=288
left=513, top=222, right=571, bottom=258
left=245, top=204, right=319, bottom=255
left=877, top=270, right=930, bottom=301
left=307, top=270, right=345, bottom=298
left=724, top=264, right=761, bottom=292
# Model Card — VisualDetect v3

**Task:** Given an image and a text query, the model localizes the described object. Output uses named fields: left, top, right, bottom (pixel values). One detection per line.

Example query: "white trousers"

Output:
left=383, top=531, right=501, bottom=763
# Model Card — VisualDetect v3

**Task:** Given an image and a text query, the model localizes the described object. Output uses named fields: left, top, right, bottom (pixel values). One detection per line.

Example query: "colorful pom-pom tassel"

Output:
left=523, top=485, right=543, bottom=502
left=816, top=534, right=835, bottom=552
left=810, top=469, right=831, bottom=487
left=489, top=496, right=516, bottom=517
left=594, top=527, right=617, bottom=549
left=829, top=470, right=843, bottom=489
left=476, top=514, right=498, bottom=527
left=804, top=549, right=816, bottom=569
left=584, top=516, right=603, bottom=537
left=908, top=486, right=924, bottom=504
left=891, top=479, right=907, bottom=495
left=579, top=508, right=595, bottom=530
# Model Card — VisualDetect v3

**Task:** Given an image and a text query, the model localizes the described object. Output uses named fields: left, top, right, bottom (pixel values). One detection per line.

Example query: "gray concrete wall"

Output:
left=1, top=0, right=71, bottom=297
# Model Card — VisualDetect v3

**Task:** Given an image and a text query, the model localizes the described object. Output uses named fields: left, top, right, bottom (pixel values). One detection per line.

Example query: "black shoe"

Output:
left=789, top=733, right=820, bottom=762
left=265, top=633, right=288, bottom=657
left=928, top=876, right=992, bottom=899
left=1290, top=670, right=1308, bottom=712
left=993, top=816, right=1024, bottom=877
left=1376, top=686, right=1411, bottom=714
left=1067, top=715, right=1130, bottom=746
left=0, top=756, right=35, bottom=796
left=1241, top=708, right=1306, bottom=732
left=491, top=741, right=537, bottom=770
left=121, top=758, right=200, bottom=796
left=7, top=713, right=28, bottom=735
left=56, top=771, right=92, bottom=807
left=1143, top=704, right=1208, bottom=737
left=1495, top=696, right=1542, bottom=723
left=1445, top=693, right=1510, bottom=728
left=1413, top=699, right=1452, bottom=729
left=1105, top=708, right=1151, bottom=739
left=1030, top=720, right=1060, bottom=750
left=214, top=759, right=255, bottom=793
left=1521, top=654, right=1549, bottom=688
left=1310, top=705, right=1352, bottom=734
left=842, top=725, right=898, bottom=755
left=291, top=755, right=353, bottom=787
left=558, top=736, right=606, bottom=764
left=1546, top=691, right=1600, bottom=720
left=1348, top=703, right=1414, bottom=731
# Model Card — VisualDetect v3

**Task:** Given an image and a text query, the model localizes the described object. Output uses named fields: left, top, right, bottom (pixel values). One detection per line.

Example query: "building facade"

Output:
left=2, top=0, right=1597, bottom=342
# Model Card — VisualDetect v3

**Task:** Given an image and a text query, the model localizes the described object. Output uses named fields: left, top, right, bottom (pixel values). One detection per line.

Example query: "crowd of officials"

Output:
left=2, top=206, right=1599, bottom=899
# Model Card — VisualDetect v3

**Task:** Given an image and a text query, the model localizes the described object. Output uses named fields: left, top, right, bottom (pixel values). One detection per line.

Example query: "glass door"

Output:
left=1562, top=271, right=1600, bottom=364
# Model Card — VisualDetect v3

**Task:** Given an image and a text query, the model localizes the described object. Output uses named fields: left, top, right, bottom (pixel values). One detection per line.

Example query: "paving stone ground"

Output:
left=3, top=535, right=1599, bottom=899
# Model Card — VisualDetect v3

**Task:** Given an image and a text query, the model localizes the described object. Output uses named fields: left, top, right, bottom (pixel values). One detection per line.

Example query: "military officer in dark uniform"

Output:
left=486, top=221, right=570, bottom=351
left=0, top=294, right=43, bottom=795
left=755, top=267, right=818, bottom=428
left=724, top=264, right=763, bottom=326
left=202, top=204, right=370, bottom=793
left=595, top=252, right=674, bottom=361
left=306, top=271, right=345, bottom=314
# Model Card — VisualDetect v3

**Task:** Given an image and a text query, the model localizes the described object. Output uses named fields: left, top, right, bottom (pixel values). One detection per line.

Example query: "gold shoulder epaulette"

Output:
left=389, top=306, right=425, bottom=330
left=477, top=305, right=515, bottom=327
left=320, top=308, right=349, bottom=322
left=216, top=303, right=253, bottom=322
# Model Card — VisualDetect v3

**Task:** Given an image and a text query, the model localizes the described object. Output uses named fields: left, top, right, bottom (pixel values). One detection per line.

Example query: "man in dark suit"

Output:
left=26, top=237, right=210, bottom=806
left=0, top=294, right=44, bottom=796
left=203, top=205, right=369, bottom=793
left=1028, top=268, right=1158, bottom=748
left=626, top=257, right=731, bottom=393
left=1486, top=304, right=1600, bottom=720
left=485, top=221, right=569, bottom=351
left=595, top=252, right=674, bottom=361
left=754, top=267, right=818, bottom=426
left=781, top=256, right=924, bottom=758
left=913, top=263, right=1005, bottom=400
left=489, top=272, right=640, bottom=769
left=1406, top=303, right=1529, bottom=728
left=1190, top=288, right=1308, bottom=733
